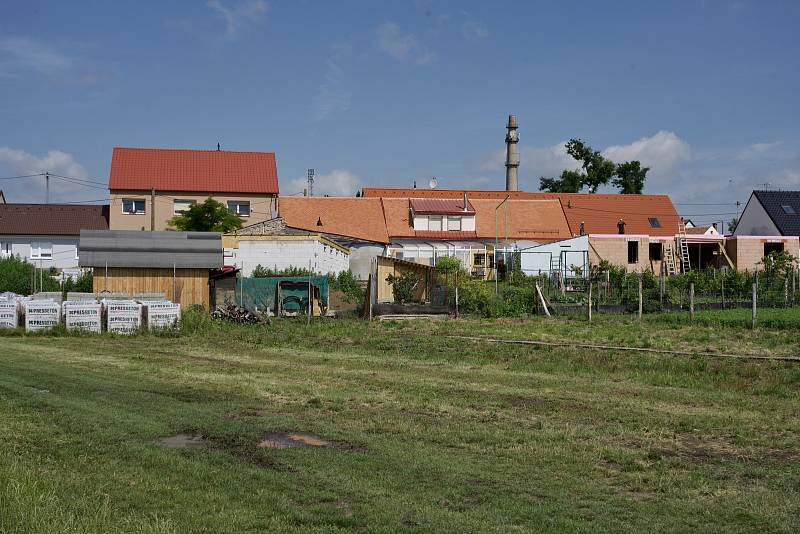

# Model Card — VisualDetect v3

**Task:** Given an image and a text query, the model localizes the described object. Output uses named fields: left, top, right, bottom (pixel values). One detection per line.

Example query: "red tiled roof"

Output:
left=362, top=187, right=680, bottom=237
left=279, top=197, right=390, bottom=244
left=414, top=231, right=478, bottom=240
left=0, top=204, right=109, bottom=235
left=109, top=147, right=279, bottom=194
left=410, top=197, right=475, bottom=215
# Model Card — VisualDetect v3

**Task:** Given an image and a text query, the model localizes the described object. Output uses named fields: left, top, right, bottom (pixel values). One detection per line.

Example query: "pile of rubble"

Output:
left=211, top=304, right=271, bottom=325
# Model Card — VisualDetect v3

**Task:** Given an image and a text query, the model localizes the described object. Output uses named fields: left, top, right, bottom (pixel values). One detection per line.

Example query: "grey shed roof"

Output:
left=752, top=190, right=800, bottom=236
left=79, top=230, right=222, bottom=268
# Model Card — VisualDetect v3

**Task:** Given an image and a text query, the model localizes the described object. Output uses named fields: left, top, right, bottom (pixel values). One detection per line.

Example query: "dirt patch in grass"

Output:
left=154, top=434, right=209, bottom=449
left=655, top=435, right=742, bottom=463
left=319, top=499, right=354, bottom=516
left=224, top=408, right=265, bottom=420
left=619, top=489, right=658, bottom=501
left=258, top=432, right=360, bottom=450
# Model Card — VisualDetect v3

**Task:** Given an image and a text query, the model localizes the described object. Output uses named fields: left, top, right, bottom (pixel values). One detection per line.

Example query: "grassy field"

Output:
left=1, top=314, right=799, bottom=532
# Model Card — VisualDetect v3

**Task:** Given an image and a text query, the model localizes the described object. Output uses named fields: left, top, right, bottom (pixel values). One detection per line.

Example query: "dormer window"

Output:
left=447, top=216, right=462, bottom=231
left=428, top=216, right=443, bottom=231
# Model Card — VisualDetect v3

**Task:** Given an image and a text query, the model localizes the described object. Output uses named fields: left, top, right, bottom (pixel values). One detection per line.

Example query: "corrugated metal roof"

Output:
left=414, top=230, right=478, bottom=240
left=79, top=230, right=222, bottom=268
left=108, top=147, right=279, bottom=194
left=0, top=204, right=109, bottom=235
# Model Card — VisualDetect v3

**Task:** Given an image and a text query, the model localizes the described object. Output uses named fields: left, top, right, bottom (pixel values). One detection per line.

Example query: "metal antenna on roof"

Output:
left=307, top=169, right=315, bottom=197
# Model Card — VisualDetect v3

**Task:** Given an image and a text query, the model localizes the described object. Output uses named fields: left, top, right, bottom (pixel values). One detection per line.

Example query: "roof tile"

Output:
left=0, top=204, right=109, bottom=235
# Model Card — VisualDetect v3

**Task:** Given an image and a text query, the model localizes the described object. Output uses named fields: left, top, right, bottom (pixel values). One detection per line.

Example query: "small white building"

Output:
left=516, top=235, right=589, bottom=277
left=223, top=218, right=350, bottom=276
left=0, top=204, right=109, bottom=269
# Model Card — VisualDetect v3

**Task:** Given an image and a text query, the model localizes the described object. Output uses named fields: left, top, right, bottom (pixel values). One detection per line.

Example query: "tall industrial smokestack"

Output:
left=505, top=114, right=519, bottom=191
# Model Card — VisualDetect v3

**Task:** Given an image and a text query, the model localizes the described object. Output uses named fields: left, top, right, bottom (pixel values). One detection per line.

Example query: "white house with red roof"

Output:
left=108, top=147, right=279, bottom=231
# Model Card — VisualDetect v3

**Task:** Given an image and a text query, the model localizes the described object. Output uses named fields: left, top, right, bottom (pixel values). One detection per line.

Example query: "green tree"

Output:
left=728, top=217, right=738, bottom=234
left=613, top=161, right=649, bottom=194
left=0, top=255, right=61, bottom=295
left=168, top=197, right=243, bottom=232
left=539, top=170, right=584, bottom=193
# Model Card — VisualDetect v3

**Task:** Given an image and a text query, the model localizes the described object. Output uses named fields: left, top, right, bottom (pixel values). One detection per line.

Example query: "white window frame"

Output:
left=122, top=198, right=146, bottom=215
left=173, top=199, right=196, bottom=215
left=0, top=242, right=10, bottom=257
left=30, top=242, right=53, bottom=260
left=428, top=216, right=443, bottom=231
left=447, top=216, right=462, bottom=231
left=228, top=201, right=250, bottom=217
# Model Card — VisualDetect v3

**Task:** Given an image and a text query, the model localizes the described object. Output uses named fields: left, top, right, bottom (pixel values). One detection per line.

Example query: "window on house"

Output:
left=627, top=241, right=639, bottom=264
left=781, top=205, right=796, bottom=215
left=648, top=217, right=661, bottom=228
left=447, top=216, right=462, bottom=231
left=30, top=242, right=53, bottom=259
left=228, top=201, right=250, bottom=217
left=649, top=242, right=663, bottom=261
left=764, top=242, right=784, bottom=256
left=173, top=199, right=195, bottom=215
left=428, top=216, right=443, bottom=231
left=488, top=254, right=495, bottom=268
left=474, top=253, right=485, bottom=266
left=0, top=242, right=10, bottom=257
left=122, top=198, right=146, bottom=214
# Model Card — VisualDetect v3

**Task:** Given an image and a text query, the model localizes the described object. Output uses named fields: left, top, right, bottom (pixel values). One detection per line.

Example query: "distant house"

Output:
left=0, top=204, right=109, bottom=268
left=0, top=190, right=6, bottom=204
left=729, top=191, right=800, bottom=270
left=108, top=147, right=279, bottom=231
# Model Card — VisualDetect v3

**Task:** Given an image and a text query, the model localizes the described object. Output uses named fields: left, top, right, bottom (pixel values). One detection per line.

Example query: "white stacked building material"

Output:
left=24, top=300, right=61, bottom=332
left=143, top=301, right=181, bottom=330
left=63, top=300, right=102, bottom=333
left=105, top=300, right=142, bottom=334
left=0, top=300, right=18, bottom=328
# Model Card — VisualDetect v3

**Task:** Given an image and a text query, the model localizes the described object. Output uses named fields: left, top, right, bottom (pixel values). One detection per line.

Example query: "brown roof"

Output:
left=0, top=204, right=109, bottom=235
left=109, top=147, right=279, bottom=194
left=686, top=225, right=711, bottom=234
left=410, top=197, right=475, bottom=215
left=279, top=197, right=390, bottom=244
left=278, top=196, right=571, bottom=243
left=362, top=187, right=680, bottom=237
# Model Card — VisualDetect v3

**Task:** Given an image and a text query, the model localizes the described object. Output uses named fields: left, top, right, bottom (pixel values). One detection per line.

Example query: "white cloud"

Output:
left=736, top=141, right=783, bottom=160
left=461, top=21, right=488, bottom=39
left=287, top=169, right=361, bottom=197
left=0, top=36, right=72, bottom=77
left=310, top=44, right=352, bottom=121
left=602, top=130, right=691, bottom=175
left=207, top=0, right=268, bottom=40
left=376, top=22, right=435, bottom=65
left=0, top=147, right=93, bottom=202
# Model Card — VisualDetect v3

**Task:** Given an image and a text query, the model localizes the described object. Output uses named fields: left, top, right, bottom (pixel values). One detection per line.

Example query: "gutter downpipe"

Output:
left=495, top=195, right=510, bottom=295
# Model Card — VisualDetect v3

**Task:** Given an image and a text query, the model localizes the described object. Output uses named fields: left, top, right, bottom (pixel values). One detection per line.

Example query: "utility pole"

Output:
left=150, top=187, right=156, bottom=231
left=45, top=172, right=50, bottom=204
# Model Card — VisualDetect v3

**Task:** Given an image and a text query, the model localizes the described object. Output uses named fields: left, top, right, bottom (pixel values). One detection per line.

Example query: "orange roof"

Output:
left=362, top=187, right=680, bottom=237
left=279, top=197, right=390, bottom=244
left=109, top=147, right=279, bottom=194
left=279, top=196, right=571, bottom=243
left=410, top=197, right=475, bottom=215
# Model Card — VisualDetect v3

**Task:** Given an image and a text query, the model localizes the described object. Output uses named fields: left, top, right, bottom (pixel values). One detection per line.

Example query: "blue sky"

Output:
left=1, top=0, right=799, bottom=226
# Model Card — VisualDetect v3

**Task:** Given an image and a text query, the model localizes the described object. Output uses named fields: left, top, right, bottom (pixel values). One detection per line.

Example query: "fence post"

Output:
left=752, top=283, right=757, bottom=329
left=721, top=277, right=725, bottom=309
left=454, top=270, right=459, bottom=319
left=784, top=276, right=788, bottom=308
left=587, top=281, right=592, bottom=323
left=689, top=282, right=695, bottom=322
left=637, top=275, right=643, bottom=320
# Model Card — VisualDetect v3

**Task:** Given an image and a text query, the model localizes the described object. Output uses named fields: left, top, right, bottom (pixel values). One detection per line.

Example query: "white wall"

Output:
left=412, top=214, right=476, bottom=231
left=735, top=196, right=781, bottom=236
left=0, top=235, right=80, bottom=269
left=230, top=239, right=350, bottom=277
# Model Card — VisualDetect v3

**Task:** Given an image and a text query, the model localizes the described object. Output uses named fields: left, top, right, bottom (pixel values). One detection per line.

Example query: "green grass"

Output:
left=1, top=315, right=799, bottom=532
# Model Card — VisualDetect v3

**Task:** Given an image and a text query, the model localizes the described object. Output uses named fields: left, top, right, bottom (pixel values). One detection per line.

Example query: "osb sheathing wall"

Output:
left=93, top=267, right=210, bottom=308
left=589, top=237, right=650, bottom=272
left=725, top=238, right=800, bottom=272
left=376, top=257, right=432, bottom=303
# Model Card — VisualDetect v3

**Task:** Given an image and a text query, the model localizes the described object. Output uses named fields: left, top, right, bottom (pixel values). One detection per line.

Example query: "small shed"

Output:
left=376, top=256, right=435, bottom=303
left=79, top=230, right=222, bottom=308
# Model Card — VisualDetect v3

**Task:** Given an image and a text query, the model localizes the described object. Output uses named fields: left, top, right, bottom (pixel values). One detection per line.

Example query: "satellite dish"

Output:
left=428, top=177, right=438, bottom=189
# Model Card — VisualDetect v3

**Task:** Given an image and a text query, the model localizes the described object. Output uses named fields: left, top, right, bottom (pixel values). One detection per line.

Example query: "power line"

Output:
left=0, top=173, right=45, bottom=181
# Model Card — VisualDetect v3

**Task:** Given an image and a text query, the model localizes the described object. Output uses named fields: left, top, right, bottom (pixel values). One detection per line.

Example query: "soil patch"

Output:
left=258, top=432, right=358, bottom=450
left=155, top=434, right=209, bottom=449
left=319, top=499, right=354, bottom=516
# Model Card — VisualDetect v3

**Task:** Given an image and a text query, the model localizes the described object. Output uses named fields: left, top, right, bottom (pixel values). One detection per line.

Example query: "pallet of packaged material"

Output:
left=24, top=300, right=61, bottom=332
left=105, top=300, right=142, bottom=334
left=142, top=301, right=181, bottom=330
left=63, top=300, right=102, bottom=333
left=0, top=300, right=18, bottom=328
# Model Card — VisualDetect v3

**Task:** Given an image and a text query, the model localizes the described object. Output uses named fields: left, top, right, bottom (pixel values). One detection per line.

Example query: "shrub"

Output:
left=329, top=270, right=364, bottom=305
left=385, top=271, right=421, bottom=303
left=251, top=264, right=314, bottom=277
left=0, top=256, right=60, bottom=295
